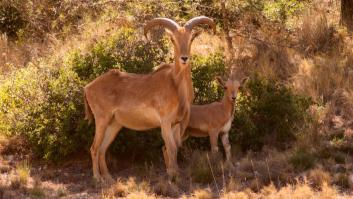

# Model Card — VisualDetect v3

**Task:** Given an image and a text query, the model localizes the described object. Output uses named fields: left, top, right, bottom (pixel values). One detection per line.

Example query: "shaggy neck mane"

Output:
left=172, top=60, right=194, bottom=123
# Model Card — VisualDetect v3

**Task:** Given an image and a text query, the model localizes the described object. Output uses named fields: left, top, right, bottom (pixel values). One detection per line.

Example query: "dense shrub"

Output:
left=0, top=64, right=86, bottom=160
left=263, top=0, right=305, bottom=23
left=70, top=27, right=169, bottom=81
left=192, top=52, right=226, bottom=104
left=290, top=148, right=316, bottom=171
left=299, top=13, right=339, bottom=55
left=231, top=74, right=312, bottom=151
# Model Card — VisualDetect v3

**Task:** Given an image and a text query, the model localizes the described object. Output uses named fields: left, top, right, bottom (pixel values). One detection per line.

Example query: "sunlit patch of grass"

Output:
left=101, top=177, right=154, bottom=198
left=308, top=168, right=331, bottom=187
left=185, top=188, right=213, bottom=199
left=56, top=187, right=67, bottom=198
left=10, top=160, right=31, bottom=189
left=16, top=160, right=30, bottom=185
left=29, top=186, right=45, bottom=199
left=222, top=180, right=344, bottom=199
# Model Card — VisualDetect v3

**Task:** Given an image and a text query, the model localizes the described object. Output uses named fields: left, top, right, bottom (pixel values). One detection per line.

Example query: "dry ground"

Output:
left=1, top=136, right=353, bottom=199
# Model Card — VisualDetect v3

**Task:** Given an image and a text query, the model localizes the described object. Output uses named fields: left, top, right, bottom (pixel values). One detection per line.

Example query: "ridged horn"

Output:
left=144, top=18, right=180, bottom=38
left=184, top=16, right=216, bottom=34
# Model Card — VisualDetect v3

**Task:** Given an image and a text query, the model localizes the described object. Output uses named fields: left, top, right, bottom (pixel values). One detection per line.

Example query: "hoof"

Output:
left=93, top=174, right=103, bottom=181
left=92, top=175, right=103, bottom=186
left=225, top=160, right=236, bottom=172
left=103, top=175, right=115, bottom=185
left=167, top=168, right=179, bottom=182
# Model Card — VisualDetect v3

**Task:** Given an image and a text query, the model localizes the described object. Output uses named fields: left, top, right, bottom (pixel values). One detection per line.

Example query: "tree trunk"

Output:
left=221, top=1, right=234, bottom=74
left=341, top=0, right=353, bottom=31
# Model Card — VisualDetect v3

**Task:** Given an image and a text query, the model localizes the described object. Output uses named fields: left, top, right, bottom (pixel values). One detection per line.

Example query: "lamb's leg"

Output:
left=209, top=130, right=219, bottom=154
left=221, top=132, right=232, bottom=162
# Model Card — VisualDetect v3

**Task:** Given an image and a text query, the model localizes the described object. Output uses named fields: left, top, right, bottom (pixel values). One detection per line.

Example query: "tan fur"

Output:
left=84, top=17, right=215, bottom=182
left=183, top=77, right=245, bottom=162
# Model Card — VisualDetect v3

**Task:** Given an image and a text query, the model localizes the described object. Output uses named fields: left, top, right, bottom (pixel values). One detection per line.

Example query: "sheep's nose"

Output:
left=181, top=56, right=188, bottom=62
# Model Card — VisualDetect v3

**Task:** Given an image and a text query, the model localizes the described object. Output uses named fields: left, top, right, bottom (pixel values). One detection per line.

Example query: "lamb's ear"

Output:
left=216, top=76, right=226, bottom=89
left=241, top=77, right=249, bottom=85
left=239, top=77, right=249, bottom=90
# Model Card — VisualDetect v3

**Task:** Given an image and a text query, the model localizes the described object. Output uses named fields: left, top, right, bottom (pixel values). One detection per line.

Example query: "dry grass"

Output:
left=184, top=188, right=213, bottom=199
left=153, top=176, right=180, bottom=197
left=16, top=160, right=30, bottom=185
left=0, top=34, right=31, bottom=72
left=230, top=32, right=296, bottom=81
left=187, top=151, right=224, bottom=184
left=236, top=149, right=293, bottom=190
left=29, top=178, right=45, bottom=199
left=191, top=33, right=224, bottom=57
left=293, top=55, right=353, bottom=103
left=10, top=160, right=31, bottom=189
left=101, top=177, right=155, bottom=198
left=299, top=11, right=339, bottom=56
left=221, top=181, right=346, bottom=199
left=308, top=168, right=332, bottom=187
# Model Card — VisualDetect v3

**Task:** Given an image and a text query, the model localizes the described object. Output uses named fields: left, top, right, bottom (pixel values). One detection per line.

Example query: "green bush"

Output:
left=70, top=27, right=169, bottom=81
left=263, top=0, right=305, bottom=23
left=290, top=148, right=316, bottom=171
left=192, top=52, right=226, bottom=104
left=231, top=74, right=312, bottom=151
left=0, top=64, right=86, bottom=160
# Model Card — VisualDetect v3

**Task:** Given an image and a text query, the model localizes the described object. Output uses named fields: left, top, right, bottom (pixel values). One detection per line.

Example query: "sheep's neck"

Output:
left=221, top=94, right=235, bottom=117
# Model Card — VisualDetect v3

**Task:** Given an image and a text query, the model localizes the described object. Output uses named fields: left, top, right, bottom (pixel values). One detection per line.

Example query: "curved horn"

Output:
left=144, top=18, right=180, bottom=39
left=184, top=16, right=216, bottom=34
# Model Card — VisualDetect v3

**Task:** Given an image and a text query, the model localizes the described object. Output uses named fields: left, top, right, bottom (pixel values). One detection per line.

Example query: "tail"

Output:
left=84, top=91, right=94, bottom=124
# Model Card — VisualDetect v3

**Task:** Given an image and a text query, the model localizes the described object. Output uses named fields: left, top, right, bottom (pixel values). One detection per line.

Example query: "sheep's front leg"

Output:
left=161, top=122, right=178, bottom=177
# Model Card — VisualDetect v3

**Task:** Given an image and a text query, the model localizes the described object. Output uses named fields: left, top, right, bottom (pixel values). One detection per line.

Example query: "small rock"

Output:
left=344, top=128, right=353, bottom=138
left=349, top=174, right=353, bottom=187
left=331, top=116, right=344, bottom=129
left=0, top=165, right=11, bottom=173
left=7, top=155, right=14, bottom=162
left=331, top=164, right=346, bottom=173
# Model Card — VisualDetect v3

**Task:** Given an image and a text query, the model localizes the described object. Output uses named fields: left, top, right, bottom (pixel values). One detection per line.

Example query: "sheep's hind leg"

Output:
left=98, top=120, right=122, bottom=183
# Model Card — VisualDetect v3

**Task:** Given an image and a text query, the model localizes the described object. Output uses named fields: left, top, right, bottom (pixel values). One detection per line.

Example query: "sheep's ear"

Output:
left=216, top=76, right=226, bottom=89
